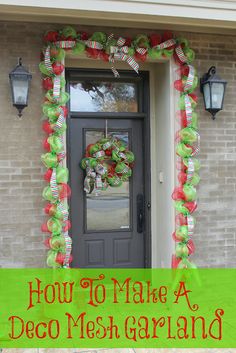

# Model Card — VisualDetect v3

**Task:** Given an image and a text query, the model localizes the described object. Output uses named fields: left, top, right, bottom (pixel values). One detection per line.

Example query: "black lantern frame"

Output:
left=200, top=66, right=227, bottom=120
left=9, top=58, right=32, bottom=117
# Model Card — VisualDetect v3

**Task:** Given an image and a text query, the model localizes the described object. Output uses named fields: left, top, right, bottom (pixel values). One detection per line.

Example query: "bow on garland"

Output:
left=109, top=36, right=139, bottom=77
left=40, top=26, right=199, bottom=269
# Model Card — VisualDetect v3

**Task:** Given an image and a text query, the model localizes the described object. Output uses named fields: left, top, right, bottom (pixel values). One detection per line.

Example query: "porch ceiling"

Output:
left=0, top=0, right=236, bottom=34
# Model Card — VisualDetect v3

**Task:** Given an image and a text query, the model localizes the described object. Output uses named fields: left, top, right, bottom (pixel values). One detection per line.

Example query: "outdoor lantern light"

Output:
left=9, top=58, right=32, bottom=117
left=200, top=66, right=227, bottom=120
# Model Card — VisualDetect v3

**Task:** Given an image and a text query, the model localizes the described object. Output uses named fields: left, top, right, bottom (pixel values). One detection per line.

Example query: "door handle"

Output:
left=137, top=194, right=144, bottom=233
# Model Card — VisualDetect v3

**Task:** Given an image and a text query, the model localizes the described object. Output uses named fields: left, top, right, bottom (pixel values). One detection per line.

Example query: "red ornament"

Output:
left=149, top=33, right=162, bottom=48
left=56, top=253, right=73, bottom=265
left=178, top=171, right=188, bottom=185
left=43, top=138, right=51, bottom=152
left=42, top=77, right=53, bottom=90
left=59, top=183, right=71, bottom=200
left=184, top=201, right=197, bottom=214
left=175, top=214, right=187, bottom=227
left=124, top=37, right=132, bottom=47
left=174, top=79, right=184, bottom=92
left=86, top=48, right=100, bottom=59
left=42, top=121, right=54, bottom=134
left=44, top=238, right=51, bottom=248
left=135, top=51, right=147, bottom=62
left=100, top=51, right=109, bottom=62
left=44, top=31, right=59, bottom=43
left=187, top=239, right=195, bottom=255
left=41, top=223, right=50, bottom=233
left=44, top=169, right=53, bottom=182
left=52, top=62, right=65, bottom=75
left=172, top=254, right=181, bottom=268
left=172, top=186, right=186, bottom=201
left=81, top=32, right=89, bottom=40
left=105, top=149, right=112, bottom=156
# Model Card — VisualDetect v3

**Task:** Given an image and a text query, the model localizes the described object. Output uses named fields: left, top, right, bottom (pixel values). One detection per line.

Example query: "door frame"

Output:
left=65, top=68, right=152, bottom=267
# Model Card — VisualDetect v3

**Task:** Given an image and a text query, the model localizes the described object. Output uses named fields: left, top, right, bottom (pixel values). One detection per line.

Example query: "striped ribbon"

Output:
left=118, top=152, right=127, bottom=160
left=175, top=45, right=188, bottom=63
left=57, top=151, right=66, bottom=162
left=85, top=40, right=103, bottom=50
left=53, top=76, right=61, bottom=101
left=191, top=132, right=200, bottom=156
left=184, top=65, right=195, bottom=92
left=184, top=94, right=193, bottom=126
left=44, top=46, right=53, bottom=73
left=95, top=163, right=107, bottom=176
left=187, top=215, right=195, bottom=236
left=55, top=40, right=76, bottom=49
left=187, top=158, right=195, bottom=181
left=95, top=175, right=103, bottom=190
left=57, top=202, right=69, bottom=222
left=54, top=108, right=65, bottom=131
left=120, top=164, right=130, bottom=174
left=103, top=141, right=113, bottom=150
left=109, top=36, right=139, bottom=77
left=93, top=150, right=105, bottom=158
left=50, top=168, right=59, bottom=199
left=154, top=39, right=176, bottom=50
left=63, top=233, right=72, bottom=267
left=136, top=47, right=147, bottom=56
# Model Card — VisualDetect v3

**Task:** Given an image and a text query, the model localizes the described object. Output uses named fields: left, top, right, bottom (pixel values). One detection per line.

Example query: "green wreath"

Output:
left=80, top=136, right=135, bottom=193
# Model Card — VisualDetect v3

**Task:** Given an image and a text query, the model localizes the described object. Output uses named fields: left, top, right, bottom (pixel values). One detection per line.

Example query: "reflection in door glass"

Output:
left=85, top=130, right=130, bottom=231
left=70, top=81, right=138, bottom=112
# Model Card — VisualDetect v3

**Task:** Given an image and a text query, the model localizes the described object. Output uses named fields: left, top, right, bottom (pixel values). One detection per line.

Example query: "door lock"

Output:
left=137, top=194, right=144, bottom=233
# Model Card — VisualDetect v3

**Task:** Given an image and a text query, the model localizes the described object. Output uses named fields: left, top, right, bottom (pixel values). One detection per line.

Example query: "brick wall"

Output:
left=0, top=21, right=235, bottom=268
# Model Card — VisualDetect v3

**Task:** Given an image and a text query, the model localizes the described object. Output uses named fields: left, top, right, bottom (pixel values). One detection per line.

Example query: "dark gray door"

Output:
left=67, top=70, right=150, bottom=268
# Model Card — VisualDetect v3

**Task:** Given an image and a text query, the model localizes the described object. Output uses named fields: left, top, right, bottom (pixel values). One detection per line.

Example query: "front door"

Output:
left=67, top=69, right=151, bottom=268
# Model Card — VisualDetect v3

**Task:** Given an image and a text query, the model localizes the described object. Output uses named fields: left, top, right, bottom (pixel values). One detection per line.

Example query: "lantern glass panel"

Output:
left=12, top=75, right=29, bottom=105
left=203, top=83, right=210, bottom=109
left=211, top=82, right=224, bottom=110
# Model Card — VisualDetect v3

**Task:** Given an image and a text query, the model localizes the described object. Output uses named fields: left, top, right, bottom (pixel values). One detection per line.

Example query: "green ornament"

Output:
left=175, top=201, right=189, bottom=215
left=39, top=62, right=52, bottom=76
left=55, top=166, right=69, bottom=183
left=128, top=47, right=135, bottom=56
left=176, top=143, right=193, bottom=158
left=175, top=243, right=189, bottom=258
left=47, top=135, right=63, bottom=153
left=163, top=49, right=173, bottom=58
left=183, top=184, right=196, bottom=202
left=90, top=32, right=107, bottom=45
left=62, top=26, right=77, bottom=38
left=49, top=235, right=66, bottom=250
left=41, top=152, right=58, bottom=168
left=189, top=173, right=200, bottom=186
left=107, top=175, right=122, bottom=187
left=125, top=151, right=134, bottom=163
left=42, top=186, right=55, bottom=202
left=72, top=42, right=86, bottom=55
left=179, top=94, right=197, bottom=110
left=183, top=158, right=200, bottom=171
left=179, top=127, right=198, bottom=144
left=148, top=48, right=162, bottom=60
left=47, top=217, right=62, bottom=234
left=175, top=226, right=189, bottom=241
left=47, top=250, right=61, bottom=268
left=105, top=38, right=116, bottom=54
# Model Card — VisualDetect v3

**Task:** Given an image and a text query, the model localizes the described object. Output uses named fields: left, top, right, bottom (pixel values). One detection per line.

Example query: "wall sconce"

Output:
left=9, top=58, right=32, bottom=117
left=200, top=66, right=227, bottom=120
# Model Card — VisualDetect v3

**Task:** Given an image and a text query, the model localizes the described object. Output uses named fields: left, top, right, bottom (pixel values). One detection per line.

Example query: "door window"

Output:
left=85, top=130, right=131, bottom=232
left=70, top=80, right=138, bottom=112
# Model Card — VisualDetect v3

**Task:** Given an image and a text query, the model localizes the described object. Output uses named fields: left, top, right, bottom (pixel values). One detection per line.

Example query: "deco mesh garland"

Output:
left=40, top=26, right=200, bottom=269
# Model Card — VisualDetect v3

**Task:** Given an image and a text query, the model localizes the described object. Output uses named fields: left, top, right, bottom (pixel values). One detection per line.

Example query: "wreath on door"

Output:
left=80, top=136, right=135, bottom=194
